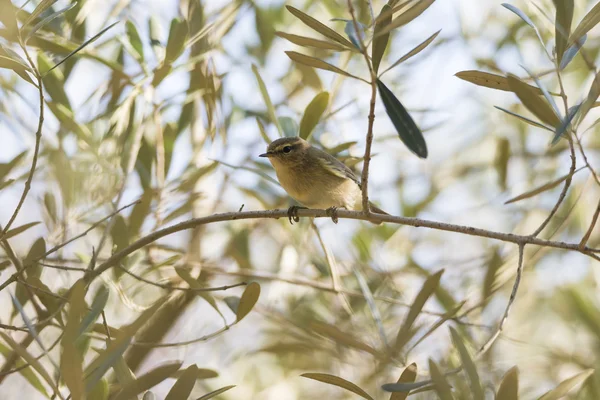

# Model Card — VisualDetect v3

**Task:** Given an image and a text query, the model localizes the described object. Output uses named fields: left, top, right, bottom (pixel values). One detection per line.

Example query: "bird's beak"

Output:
left=259, top=152, right=271, bottom=158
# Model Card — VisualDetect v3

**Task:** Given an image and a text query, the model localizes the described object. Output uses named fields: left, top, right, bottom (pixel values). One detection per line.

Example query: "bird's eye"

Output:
left=282, top=146, right=292, bottom=153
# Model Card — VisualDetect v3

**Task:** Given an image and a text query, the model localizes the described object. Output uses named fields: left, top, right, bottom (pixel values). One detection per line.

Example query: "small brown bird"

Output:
left=259, top=137, right=388, bottom=223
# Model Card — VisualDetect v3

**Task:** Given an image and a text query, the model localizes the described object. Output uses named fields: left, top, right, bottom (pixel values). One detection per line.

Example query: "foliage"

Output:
left=0, top=0, right=599, bottom=399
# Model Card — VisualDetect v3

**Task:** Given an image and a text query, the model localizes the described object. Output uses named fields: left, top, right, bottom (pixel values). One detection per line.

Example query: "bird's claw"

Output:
left=287, top=206, right=306, bottom=225
left=326, top=206, right=339, bottom=224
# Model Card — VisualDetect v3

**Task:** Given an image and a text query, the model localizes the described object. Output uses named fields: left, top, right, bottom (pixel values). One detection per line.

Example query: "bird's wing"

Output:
left=315, top=149, right=361, bottom=186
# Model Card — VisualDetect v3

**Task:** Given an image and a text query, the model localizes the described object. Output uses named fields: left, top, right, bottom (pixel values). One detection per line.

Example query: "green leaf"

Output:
left=494, top=106, right=553, bottom=131
left=504, top=167, right=584, bottom=204
left=275, top=31, right=346, bottom=51
left=450, top=328, right=483, bottom=400
left=256, top=118, right=272, bottom=144
left=126, top=20, right=144, bottom=62
left=38, top=52, right=71, bottom=109
left=285, top=6, right=355, bottom=49
left=61, top=280, right=87, bottom=400
left=381, top=30, right=440, bottom=75
left=148, top=15, right=165, bottom=60
left=0, top=150, right=27, bottom=181
left=395, top=269, right=443, bottom=351
left=236, top=282, right=260, bottom=322
left=88, top=379, right=109, bottom=400
left=278, top=116, right=298, bottom=137
left=310, top=321, right=379, bottom=356
left=113, top=362, right=183, bottom=400
left=26, top=3, right=76, bottom=41
left=47, top=21, right=119, bottom=74
left=496, top=366, right=519, bottom=400
left=455, top=70, right=545, bottom=95
left=372, top=4, right=392, bottom=74
left=165, top=364, right=198, bottom=400
left=299, top=91, right=329, bottom=139
left=84, top=301, right=163, bottom=392
left=0, top=332, right=59, bottom=396
left=301, top=373, right=374, bottom=400
left=568, top=1, right=600, bottom=49
left=429, top=359, right=454, bottom=400
left=376, top=78, right=427, bottom=158
left=196, top=385, right=236, bottom=400
left=389, top=363, right=417, bottom=400
left=165, top=18, right=189, bottom=64
left=2, top=222, right=40, bottom=240
left=252, top=64, right=283, bottom=136
left=502, top=3, right=546, bottom=48
left=24, top=0, right=58, bottom=27
left=379, top=0, right=437, bottom=37
left=0, top=341, right=49, bottom=398
left=538, top=369, right=594, bottom=400
left=286, top=51, right=364, bottom=81
left=78, top=285, right=109, bottom=337
left=507, top=74, right=561, bottom=128
left=554, top=0, right=574, bottom=64
left=552, top=103, right=580, bottom=144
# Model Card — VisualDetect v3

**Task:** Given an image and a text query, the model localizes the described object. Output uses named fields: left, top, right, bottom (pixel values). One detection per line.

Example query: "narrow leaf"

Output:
left=285, top=6, right=355, bottom=49
left=450, top=328, right=483, bottom=400
left=376, top=78, right=427, bottom=158
left=126, top=20, right=144, bottom=62
left=554, top=0, right=574, bottom=64
left=389, top=363, right=417, bottom=400
left=26, top=3, right=77, bottom=41
left=372, top=4, right=392, bottom=74
left=165, top=364, right=198, bottom=400
left=456, top=70, right=545, bottom=94
left=507, top=74, right=561, bottom=128
left=285, top=51, right=365, bottom=81
left=256, top=118, right=272, bottom=144
left=24, top=0, right=58, bottom=27
left=0, top=332, right=59, bottom=395
left=2, top=222, right=40, bottom=240
left=310, top=321, right=379, bottom=356
left=379, top=0, right=436, bottom=37
left=48, top=21, right=119, bottom=74
left=196, top=385, right=236, bottom=400
left=301, top=373, right=374, bottom=400
left=494, top=106, right=553, bottom=131
left=252, top=64, right=283, bottom=136
left=505, top=167, right=584, bottom=204
left=395, top=270, right=444, bottom=351
left=552, top=103, right=581, bottom=144
left=275, top=31, right=346, bottom=51
left=496, top=366, right=519, bottom=400
left=538, top=369, right=594, bottom=400
left=502, top=3, right=546, bottom=48
left=236, top=282, right=260, bottom=322
left=165, top=18, right=189, bottom=64
left=114, top=362, right=183, bottom=400
left=382, top=30, right=440, bottom=75
left=429, top=359, right=454, bottom=400
left=299, top=91, right=329, bottom=139
left=520, top=65, right=561, bottom=120
left=569, top=2, right=600, bottom=48
left=62, top=280, right=86, bottom=400
left=560, top=34, right=586, bottom=70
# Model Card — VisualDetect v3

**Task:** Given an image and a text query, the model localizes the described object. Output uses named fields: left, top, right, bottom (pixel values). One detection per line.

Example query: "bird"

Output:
left=259, top=136, right=388, bottom=224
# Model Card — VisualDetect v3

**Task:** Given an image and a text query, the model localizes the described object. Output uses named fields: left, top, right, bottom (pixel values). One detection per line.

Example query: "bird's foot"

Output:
left=326, top=206, right=340, bottom=224
left=287, top=206, right=307, bottom=225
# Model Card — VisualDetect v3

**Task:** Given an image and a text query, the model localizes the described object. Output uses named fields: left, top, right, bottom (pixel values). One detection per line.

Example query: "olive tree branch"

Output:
left=76, top=208, right=600, bottom=289
left=0, top=41, right=44, bottom=238
left=347, top=0, right=378, bottom=214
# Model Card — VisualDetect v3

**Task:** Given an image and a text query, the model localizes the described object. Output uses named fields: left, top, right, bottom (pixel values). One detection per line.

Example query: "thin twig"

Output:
left=117, top=264, right=247, bottom=292
left=580, top=196, right=600, bottom=249
left=347, top=0, right=378, bottom=213
left=531, top=137, right=576, bottom=237
left=477, top=243, right=525, bottom=356
left=132, top=323, right=232, bottom=347
left=0, top=44, right=44, bottom=238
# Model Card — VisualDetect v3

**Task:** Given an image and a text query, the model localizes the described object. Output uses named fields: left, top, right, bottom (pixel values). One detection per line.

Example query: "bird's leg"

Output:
left=287, top=205, right=307, bottom=225
left=326, top=206, right=344, bottom=224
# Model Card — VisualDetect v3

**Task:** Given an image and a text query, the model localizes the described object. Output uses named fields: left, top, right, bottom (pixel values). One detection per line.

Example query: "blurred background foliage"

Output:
left=0, top=0, right=600, bottom=398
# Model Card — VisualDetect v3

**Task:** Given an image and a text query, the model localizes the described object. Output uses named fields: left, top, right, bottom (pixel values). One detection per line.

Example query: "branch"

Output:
left=477, top=243, right=526, bottom=356
left=80, top=208, right=599, bottom=287
left=0, top=46, right=44, bottom=238
left=530, top=136, right=576, bottom=238
left=347, top=0, right=378, bottom=213
left=580, top=196, right=600, bottom=249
